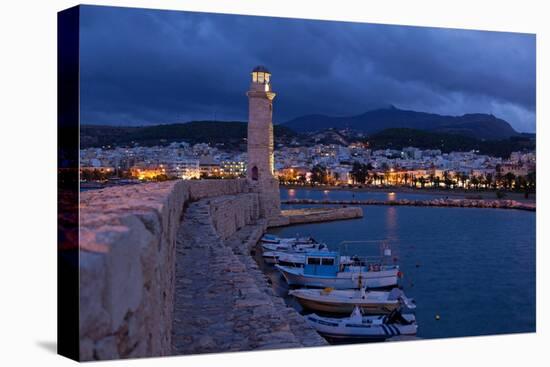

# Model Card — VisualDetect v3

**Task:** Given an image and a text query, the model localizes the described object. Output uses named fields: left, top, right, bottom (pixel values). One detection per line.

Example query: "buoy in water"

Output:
left=435, top=315, right=440, bottom=320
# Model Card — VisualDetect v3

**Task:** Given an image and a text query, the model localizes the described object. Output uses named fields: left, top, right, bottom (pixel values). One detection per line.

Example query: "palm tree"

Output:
left=428, top=173, right=435, bottom=188
left=383, top=171, right=390, bottom=186
left=495, top=164, right=503, bottom=188
left=418, top=176, right=426, bottom=188
left=526, top=171, right=536, bottom=192
left=485, top=173, right=494, bottom=189
left=371, top=172, right=378, bottom=186
left=504, top=172, right=516, bottom=190
left=311, top=165, right=328, bottom=185
left=515, top=175, right=527, bottom=194
left=434, top=176, right=441, bottom=188
left=470, top=175, right=480, bottom=190
left=443, top=171, right=452, bottom=189
left=459, top=173, right=468, bottom=188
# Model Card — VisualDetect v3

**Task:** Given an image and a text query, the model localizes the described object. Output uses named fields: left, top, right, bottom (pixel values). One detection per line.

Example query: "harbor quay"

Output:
left=79, top=179, right=362, bottom=359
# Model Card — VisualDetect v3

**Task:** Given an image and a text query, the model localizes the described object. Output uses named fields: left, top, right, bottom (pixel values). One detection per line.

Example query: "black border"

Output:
left=57, top=5, right=80, bottom=361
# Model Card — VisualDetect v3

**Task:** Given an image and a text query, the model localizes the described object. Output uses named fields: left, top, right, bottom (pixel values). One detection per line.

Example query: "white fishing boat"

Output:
left=276, top=251, right=400, bottom=289
left=289, top=287, right=415, bottom=314
left=276, top=252, right=307, bottom=266
left=264, top=251, right=354, bottom=267
left=261, top=235, right=317, bottom=248
left=261, top=241, right=327, bottom=252
left=306, top=306, right=417, bottom=341
left=262, top=251, right=306, bottom=265
left=260, top=234, right=283, bottom=244
left=262, top=244, right=330, bottom=265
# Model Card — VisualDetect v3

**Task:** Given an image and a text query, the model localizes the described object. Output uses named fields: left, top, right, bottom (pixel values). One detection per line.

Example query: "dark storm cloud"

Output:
left=79, top=5, right=536, bottom=132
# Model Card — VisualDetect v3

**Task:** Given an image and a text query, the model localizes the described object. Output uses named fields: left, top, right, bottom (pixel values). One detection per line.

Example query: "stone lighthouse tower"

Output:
left=246, top=65, right=281, bottom=218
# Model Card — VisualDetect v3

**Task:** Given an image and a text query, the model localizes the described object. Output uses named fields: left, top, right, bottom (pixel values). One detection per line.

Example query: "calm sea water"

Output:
left=268, top=188, right=536, bottom=340
left=281, top=187, right=446, bottom=201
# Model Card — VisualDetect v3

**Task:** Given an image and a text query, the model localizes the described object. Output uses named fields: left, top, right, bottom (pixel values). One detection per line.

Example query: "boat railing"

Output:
left=338, top=240, right=396, bottom=264
left=341, top=256, right=394, bottom=271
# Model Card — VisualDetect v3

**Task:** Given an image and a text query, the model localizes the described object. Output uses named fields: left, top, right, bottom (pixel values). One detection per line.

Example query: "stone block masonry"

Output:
left=268, top=207, right=364, bottom=227
left=79, top=179, right=248, bottom=360
left=79, top=179, right=326, bottom=361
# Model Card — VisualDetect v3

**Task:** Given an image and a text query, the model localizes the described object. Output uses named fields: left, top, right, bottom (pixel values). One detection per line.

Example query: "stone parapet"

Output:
left=78, top=179, right=250, bottom=361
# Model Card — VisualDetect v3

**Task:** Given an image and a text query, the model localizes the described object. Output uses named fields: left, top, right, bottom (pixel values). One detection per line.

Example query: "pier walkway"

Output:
left=171, top=199, right=326, bottom=355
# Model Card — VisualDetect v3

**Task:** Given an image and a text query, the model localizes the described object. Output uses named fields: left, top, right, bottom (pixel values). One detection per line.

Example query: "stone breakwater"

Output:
left=269, top=207, right=363, bottom=227
left=282, top=198, right=536, bottom=211
left=79, top=179, right=326, bottom=361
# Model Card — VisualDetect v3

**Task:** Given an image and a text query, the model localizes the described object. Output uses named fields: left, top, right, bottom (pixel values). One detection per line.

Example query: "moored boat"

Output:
left=262, top=251, right=307, bottom=265
left=305, top=306, right=417, bottom=341
left=263, top=251, right=353, bottom=267
left=260, top=234, right=282, bottom=244
left=276, top=251, right=400, bottom=289
left=262, top=248, right=328, bottom=265
left=289, top=287, right=415, bottom=314
left=261, top=241, right=326, bottom=252
left=261, top=235, right=318, bottom=247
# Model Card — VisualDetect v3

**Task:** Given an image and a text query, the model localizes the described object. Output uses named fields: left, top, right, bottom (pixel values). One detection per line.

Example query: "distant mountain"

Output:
left=282, top=106, right=520, bottom=140
left=80, top=121, right=296, bottom=148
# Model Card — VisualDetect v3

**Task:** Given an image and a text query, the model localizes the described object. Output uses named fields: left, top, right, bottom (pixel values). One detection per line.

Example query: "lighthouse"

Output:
left=246, top=65, right=281, bottom=218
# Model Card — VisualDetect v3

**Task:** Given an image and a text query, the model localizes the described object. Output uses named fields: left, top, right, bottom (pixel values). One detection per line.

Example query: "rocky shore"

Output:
left=282, top=198, right=536, bottom=211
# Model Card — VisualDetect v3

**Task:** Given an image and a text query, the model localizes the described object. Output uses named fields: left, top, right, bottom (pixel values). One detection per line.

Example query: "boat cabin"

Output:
left=304, top=251, right=340, bottom=276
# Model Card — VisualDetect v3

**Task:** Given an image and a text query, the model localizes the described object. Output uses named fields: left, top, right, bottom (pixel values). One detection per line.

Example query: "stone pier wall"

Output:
left=78, top=179, right=328, bottom=361
left=79, top=179, right=250, bottom=361
left=208, top=193, right=261, bottom=240
left=268, top=206, right=364, bottom=227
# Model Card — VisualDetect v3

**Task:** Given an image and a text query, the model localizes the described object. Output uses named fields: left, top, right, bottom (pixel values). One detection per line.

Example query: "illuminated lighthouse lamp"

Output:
left=251, top=65, right=271, bottom=91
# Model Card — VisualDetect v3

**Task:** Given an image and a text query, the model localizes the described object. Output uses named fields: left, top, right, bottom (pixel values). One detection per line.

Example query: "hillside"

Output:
left=80, top=121, right=297, bottom=149
left=366, top=128, right=535, bottom=158
left=282, top=106, right=520, bottom=140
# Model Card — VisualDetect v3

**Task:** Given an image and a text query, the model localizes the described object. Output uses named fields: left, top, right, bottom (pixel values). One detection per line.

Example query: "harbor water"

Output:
left=265, top=188, right=536, bottom=340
